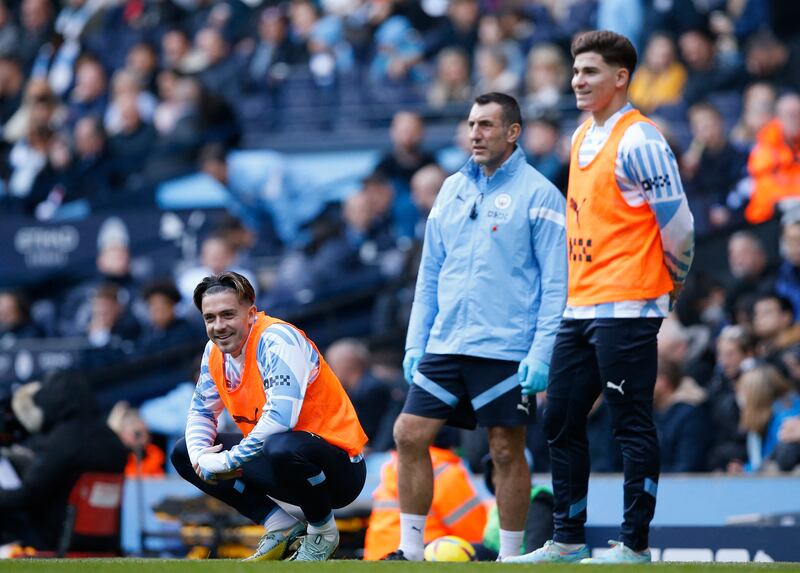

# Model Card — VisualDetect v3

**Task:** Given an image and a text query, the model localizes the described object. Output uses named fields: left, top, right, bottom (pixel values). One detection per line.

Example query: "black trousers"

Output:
left=544, top=318, right=662, bottom=551
left=171, top=431, right=366, bottom=525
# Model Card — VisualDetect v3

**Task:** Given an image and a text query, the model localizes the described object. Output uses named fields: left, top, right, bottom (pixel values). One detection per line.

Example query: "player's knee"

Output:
left=488, top=434, right=523, bottom=469
left=263, top=438, right=296, bottom=467
left=542, top=401, right=567, bottom=442
left=169, top=438, right=190, bottom=472
left=393, top=415, right=432, bottom=453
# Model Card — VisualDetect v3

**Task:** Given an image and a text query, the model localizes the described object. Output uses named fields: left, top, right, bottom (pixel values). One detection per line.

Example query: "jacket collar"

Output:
left=459, top=145, right=525, bottom=191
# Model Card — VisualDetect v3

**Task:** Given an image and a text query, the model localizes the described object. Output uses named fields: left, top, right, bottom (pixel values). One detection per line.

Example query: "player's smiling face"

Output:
left=201, top=291, right=255, bottom=357
left=571, top=52, right=625, bottom=114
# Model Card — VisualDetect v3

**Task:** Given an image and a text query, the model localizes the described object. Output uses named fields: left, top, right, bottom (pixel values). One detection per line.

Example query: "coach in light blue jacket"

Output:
left=383, top=93, right=567, bottom=563
left=406, top=145, right=567, bottom=365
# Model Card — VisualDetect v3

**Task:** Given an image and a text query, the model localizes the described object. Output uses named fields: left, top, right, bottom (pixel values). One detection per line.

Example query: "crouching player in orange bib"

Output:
left=170, top=271, right=367, bottom=561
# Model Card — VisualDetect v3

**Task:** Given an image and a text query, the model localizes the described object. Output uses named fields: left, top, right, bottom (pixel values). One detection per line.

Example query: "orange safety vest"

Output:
left=124, top=443, right=165, bottom=477
left=363, top=447, right=488, bottom=560
left=566, top=109, right=673, bottom=306
left=744, top=118, right=800, bottom=224
left=207, top=312, right=367, bottom=457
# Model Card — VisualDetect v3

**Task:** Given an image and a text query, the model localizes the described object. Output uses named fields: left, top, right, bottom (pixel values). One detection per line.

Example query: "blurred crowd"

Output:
left=2, top=4, right=800, bottom=547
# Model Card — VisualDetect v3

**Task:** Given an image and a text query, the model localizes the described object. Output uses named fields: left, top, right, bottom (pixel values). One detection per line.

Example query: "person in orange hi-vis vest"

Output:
left=170, top=271, right=367, bottom=562
left=744, top=92, right=800, bottom=225
left=507, top=31, right=694, bottom=565
left=363, top=441, right=487, bottom=560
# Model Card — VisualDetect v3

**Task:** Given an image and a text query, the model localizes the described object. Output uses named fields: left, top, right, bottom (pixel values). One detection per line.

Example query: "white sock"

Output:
left=554, top=541, right=585, bottom=552
left=398, top=513, right=426, bottom=560
left=307, top=512, right=337, bottom=539
left=499, top=529, right=525, bottom=559
left=263, top=507, right=299, bottom=531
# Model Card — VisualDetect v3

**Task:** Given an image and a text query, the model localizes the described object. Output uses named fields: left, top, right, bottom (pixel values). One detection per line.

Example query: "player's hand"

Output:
left=194, top=444, right=242, bottom=484
left=518, top=356, right=549, bottom=395
left=403, top=349, right=423, bottom=385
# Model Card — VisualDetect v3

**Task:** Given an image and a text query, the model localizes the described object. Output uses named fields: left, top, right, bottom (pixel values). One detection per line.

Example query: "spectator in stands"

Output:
left=473, top=46, right=519, bottom=97
left=1, top=373, right=128, bottom=551
left=176, top=234, right=257, bottom=306
left=146, top=74, right=206, bottom=183
left=426, top=47, right=472, bottom=108
left=475, top=12, right=524, bottom=78
left=752, top=292, right=800, bottom=365
left=410, top=163, right=447, bottom=239
left=104, top=69, right=157, bottom=136
left=653, top=358, right=710, bottom=472
left=0, top=289, right=42, bottom=343
left=16, top=0, right=54, bottom=73
left=774, top=213, right=800, bottom=321
left=522, top=43, right=569, bottom=112
left=287, top=0, right=318, bottom=64
left=744, top=32, right=800, bottom=93
left=725, top=231, right=775, bottom=323
left=66, top=55, right=108, bottom=128
left=242, top=7, right=298, bottom=94
left=772, top=414, right=800, bottom=471
left=681, top=101, right=748, bottom=235
left=658, top=316, right=714, bottom=388
left=744, top=92, right=800, bottom=224
left=193, top=27, right=240, bottom=105
left=364, top=429, right=486, bottom=560
left=106, top=401, right=165, bottom=477
left=629, top=32, right=686, bottom=114
left=735, top=364, right=800, bottom=472
left=138, top=280, right=198, bottom=354
left=0, top=55, right=23, bottom=125
left=374, top=111, right=436, bottom=192
left=3, top=123, right=56, bottom=214
left=422, top=0, right=479, bottom=63
left=369, top=15, right=426, bottom=92
left=161, top=28, right=192, bottom=72
left=523, top=112, right=568, bottom=195
left=0, top=1, right=19, bottom=58
left=730, top=82, right=776, bottom=150
left=436, top=119, right=471, bottom=173
left=124, top=41, right=159, bottom=95
left=679, top=25, right=744, bottom=105
left=708, top=325, right=753, bottom=471
left=107, top=91, right=157, bottom=192
left=63, top=115, right=114, bottom=208
left=59, top=236, right=143, bottom=337
left=325, top=338, right=397, bottom=450
left=3, top=77, right=62, bottom=144
left=86, top=282, right=141, bottom=349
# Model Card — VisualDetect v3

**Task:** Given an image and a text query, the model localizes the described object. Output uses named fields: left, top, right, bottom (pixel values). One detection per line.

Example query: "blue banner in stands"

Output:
left=0, top=210, right=220, bottom=288
left=586, top=525, right=800, bottom=562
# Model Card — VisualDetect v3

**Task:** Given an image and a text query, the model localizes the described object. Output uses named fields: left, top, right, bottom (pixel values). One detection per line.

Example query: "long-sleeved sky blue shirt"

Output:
left=406, top=146, right=568, bottom=365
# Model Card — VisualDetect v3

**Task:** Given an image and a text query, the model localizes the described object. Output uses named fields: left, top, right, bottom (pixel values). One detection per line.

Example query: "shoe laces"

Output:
left=296, top=534, right=333, bottom=560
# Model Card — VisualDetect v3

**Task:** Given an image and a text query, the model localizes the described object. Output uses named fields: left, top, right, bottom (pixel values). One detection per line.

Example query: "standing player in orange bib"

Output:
left=507, top=31, right=694, bottom=564
left=170, top=271, right=367, bottom=561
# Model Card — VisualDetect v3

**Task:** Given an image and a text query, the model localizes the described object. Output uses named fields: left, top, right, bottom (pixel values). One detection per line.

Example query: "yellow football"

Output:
left=423, top=536, right=476, bottom=562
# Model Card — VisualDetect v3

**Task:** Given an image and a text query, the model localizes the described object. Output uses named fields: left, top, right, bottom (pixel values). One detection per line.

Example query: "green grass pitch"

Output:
left=1, top=561, right=798, bottom=572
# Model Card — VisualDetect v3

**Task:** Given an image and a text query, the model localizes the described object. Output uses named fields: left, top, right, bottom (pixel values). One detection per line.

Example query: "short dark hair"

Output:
left=193, top=271, right=255, bottom=311
left=142, top=279, right=182, bottom=304
left=571, top=30, right=637, bottom=77
left=755, top=292, right=795, bottom=320
left=474, top=92, right=522, bottom=127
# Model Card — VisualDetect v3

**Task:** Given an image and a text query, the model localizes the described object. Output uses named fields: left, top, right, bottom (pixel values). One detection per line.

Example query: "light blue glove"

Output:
left=403, top=349, right=423, bottom=385
left=518, top=356, right=549, bottom=395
